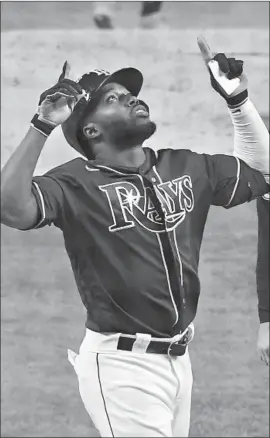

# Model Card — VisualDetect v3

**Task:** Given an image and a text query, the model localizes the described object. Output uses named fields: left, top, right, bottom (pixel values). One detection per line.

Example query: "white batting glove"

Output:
left=197, top=36, right=248, bottom=108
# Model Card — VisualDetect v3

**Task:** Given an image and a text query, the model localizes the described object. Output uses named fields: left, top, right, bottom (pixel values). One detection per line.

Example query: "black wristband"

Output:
left=30, top=114, right=56, bottom=137
left=227, top=89, right=248, bottom=108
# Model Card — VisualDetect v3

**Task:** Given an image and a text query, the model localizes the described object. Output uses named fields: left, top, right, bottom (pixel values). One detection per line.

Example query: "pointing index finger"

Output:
left=58, top=61, right=71, bottom=82
left=197, top=36, right=214, bottom=64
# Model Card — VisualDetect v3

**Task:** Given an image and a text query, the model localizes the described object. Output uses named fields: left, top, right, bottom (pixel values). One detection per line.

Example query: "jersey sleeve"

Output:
left=256, top=195, right=269, bottom=323
left=30, top=172, right=66, bottom=229
left=204, top=154, right=269, bottom=208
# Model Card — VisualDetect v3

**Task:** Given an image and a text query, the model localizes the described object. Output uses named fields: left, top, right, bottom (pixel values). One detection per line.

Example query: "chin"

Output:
left=145, top=120, right=157, bottom=139
left=112, top=119, right=157, bottom=146
left=134, top=119, right=157, bottom=141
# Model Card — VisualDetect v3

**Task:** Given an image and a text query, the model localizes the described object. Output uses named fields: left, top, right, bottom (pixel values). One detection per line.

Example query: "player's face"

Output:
left=89, top=83, right=156, bottom=147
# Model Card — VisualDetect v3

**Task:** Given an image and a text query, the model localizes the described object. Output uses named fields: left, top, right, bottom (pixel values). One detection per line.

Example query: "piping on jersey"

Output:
left=32, top=181, right=46, bottom=228
left=85, top=165, right=100, bottom=172
left=95, top=163, right=179, bottom=326
left=156, top=233, right=179, bottom=326
left=153, top=148, right=158, bottom=159
left=94, top=165, right=128, bottom=175
left=172, top=228, right=184, bottom=287
left=224, top=156, right=241, bottom=207
left=152, top=165, right=185, bottom=288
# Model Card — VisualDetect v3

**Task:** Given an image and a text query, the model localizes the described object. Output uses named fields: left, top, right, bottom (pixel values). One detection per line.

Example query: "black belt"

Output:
left=117, top=330, right=192, bottom=357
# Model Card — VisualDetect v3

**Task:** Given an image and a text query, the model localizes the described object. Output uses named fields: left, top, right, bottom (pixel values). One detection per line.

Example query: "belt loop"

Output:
left=132, top=333, right=152, bottom=353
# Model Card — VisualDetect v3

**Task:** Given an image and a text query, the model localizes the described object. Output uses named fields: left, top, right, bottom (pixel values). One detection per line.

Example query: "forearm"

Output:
left=228, top=99, right=269, bottom=182
left=1, top=127, right=47, bottom=226
left=256, top=197, right=270, bottom=323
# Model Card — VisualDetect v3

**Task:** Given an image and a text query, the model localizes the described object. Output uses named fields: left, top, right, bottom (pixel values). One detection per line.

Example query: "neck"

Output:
left=94, top=143, right=146, bottom=168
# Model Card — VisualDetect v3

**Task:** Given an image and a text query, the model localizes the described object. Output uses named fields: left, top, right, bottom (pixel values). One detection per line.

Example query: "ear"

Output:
left=83, top=122, right=100, bottom=140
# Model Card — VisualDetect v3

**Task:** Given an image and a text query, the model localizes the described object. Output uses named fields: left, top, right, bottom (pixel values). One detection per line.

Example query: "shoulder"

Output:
left=33, top=158, right=90, bottom=194
left=156, top=148, right=196, bottom=159
left=44, top=157, right=87, bottom=180
left=155, top=147, right=212, bottom=163
left=154, top=147, right=210, bottom=173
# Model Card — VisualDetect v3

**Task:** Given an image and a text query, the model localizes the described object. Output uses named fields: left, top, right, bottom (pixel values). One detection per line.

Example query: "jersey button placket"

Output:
left=146, top=170, right=187, bottom=321
left=167, top=231, right=186, bottom=310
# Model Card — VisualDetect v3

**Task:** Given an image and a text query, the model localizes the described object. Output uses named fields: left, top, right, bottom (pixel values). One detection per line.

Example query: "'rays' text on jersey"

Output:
left=99, top=175, right=194, bottom=233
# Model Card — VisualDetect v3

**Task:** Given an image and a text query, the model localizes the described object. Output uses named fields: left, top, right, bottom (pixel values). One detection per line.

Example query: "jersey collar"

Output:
left=87, top=147, right=158, bottom=175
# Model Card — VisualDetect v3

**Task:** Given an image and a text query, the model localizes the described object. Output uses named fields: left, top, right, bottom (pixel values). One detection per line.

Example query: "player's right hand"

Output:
left=37, top=61, right=85, bottom=127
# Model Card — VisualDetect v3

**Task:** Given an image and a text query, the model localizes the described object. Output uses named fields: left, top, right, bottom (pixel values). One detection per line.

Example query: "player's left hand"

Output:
left=257, top=322, right=269, bottom=366
left=197, top=36, right=248, bottom=107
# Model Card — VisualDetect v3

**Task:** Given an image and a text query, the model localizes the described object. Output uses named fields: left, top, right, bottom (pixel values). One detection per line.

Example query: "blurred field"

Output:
left=1, top=2, right=269, bottom=437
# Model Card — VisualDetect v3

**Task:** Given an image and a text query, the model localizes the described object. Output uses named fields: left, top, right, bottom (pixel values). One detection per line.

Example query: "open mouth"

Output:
left=133, top=104, right=149, bottom=117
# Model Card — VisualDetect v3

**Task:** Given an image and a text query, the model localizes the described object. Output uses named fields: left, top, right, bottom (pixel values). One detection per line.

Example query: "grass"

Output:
left=1, top=2, right=269, bottom=437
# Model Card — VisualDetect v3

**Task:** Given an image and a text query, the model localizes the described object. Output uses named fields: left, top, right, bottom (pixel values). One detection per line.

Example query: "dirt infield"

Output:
left=1, top=2, right=269, bottom=437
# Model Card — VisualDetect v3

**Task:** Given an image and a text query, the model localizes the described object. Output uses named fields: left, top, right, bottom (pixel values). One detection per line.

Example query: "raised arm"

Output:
left=228, top=101, right=269, bottom=182
left=198, top=37, right=270, bottom=365
left=197, top=36, right=269, bottom=182
left=1, top=62, right=83, bottom=230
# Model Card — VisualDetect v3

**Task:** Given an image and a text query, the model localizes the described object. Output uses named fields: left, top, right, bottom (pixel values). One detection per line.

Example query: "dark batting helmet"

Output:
left=61, top=67, right=143, bottom=157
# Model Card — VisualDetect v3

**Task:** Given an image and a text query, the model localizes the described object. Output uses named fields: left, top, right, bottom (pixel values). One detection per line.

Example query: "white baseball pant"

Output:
left=68, top=328, right=193, bottom=437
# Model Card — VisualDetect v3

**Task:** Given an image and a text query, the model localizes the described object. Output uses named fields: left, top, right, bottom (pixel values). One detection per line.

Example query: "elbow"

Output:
left=1, top=188, right=13, bottom=226
left=0, top=191, right=36, bottom=230
left=1, top=197, right=23, bottom=228
left=0, top=170, right=38, bottom=229
left=0, top=179, right=17, bottom=226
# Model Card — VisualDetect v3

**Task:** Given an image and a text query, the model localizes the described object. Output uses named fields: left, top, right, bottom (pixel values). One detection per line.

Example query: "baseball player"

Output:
left=256, top=195, right=269, bottom=366
left=1, top=37, right=269, bottom=436
left=93, top=1, right=163, bottom=29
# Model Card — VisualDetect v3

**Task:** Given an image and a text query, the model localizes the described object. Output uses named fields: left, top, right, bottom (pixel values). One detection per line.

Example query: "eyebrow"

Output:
left=101, top=87, right=128, bottom=100
left=102, top=88, right=116, bottom=99
left=101, top=86, right=114, bottom=95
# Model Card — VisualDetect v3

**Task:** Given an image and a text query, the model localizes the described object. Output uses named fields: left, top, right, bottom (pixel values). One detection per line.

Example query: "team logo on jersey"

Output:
left=99, top=175, right=194, bottom=233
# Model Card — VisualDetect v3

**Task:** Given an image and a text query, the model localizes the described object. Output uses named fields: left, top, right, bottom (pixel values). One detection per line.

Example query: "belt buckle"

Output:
left=167, top=333, right=184, bottom=357
left=180, top=331, right=190, bottom=347
left=167, top=326, right=193, bottom=357
left=182, top=325, right=194, bottom=346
